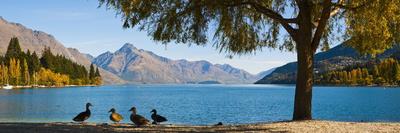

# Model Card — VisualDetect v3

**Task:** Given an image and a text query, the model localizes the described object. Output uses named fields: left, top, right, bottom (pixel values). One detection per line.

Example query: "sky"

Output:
left=0, top=0, right=300, bottom=74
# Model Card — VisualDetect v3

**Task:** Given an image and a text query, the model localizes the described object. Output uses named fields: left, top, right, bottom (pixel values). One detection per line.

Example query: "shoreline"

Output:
left=0, top=120, right=399, bottom=133
left=2, top=84, right=100, bottom=89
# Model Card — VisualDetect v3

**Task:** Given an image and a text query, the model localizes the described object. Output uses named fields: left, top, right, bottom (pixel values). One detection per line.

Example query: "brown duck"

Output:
left=129, top=107, right=149, bottom=126
left=73, top=103, right=92, bottom=122
left=150, top=109, right=167, bottom=124
left=108, top=108, right=123, bottom=123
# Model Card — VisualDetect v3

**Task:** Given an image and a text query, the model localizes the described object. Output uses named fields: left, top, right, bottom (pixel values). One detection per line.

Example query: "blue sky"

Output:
left=0, top=0, right=299, bottom=74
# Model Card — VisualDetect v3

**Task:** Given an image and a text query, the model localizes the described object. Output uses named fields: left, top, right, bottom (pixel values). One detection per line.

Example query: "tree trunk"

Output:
left=292, top=41, right=314, bottom=120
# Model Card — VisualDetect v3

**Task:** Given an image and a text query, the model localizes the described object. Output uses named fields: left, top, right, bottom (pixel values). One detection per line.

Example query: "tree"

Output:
left=5, top=37, right=23, bottom=60
left=9, top=58, right=21, bottom=85
left=95, top=67, right=101, bottom=77
left=395, top=64, right=400, bottom=85
left=0, top=64, right=4, bottom=85
left=89, top=64, right=95, bottom=83
left=29, top=51, right=41, bottom=74
left=99, top=0, right=400, bottom=120
left=23, top=59, right=30, bottom=85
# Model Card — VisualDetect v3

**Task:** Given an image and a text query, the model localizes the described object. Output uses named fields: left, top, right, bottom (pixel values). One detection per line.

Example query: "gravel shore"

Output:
left=0, top=120, right=399, bottom=133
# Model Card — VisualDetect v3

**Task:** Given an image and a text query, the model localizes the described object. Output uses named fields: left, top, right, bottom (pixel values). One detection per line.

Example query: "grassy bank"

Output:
left=0, top=120, right=399, bottom=133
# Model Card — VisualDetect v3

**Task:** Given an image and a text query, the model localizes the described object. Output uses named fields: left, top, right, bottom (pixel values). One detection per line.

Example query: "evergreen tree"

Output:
left=40, top=47, right=54, bottom=69
left=89, top=64, right=95, bottom=80
left=5, top=37, right=23, bottom=60
left=29, top=51, right=41, bottom=74
left=95, top=67, right=101, bottom=77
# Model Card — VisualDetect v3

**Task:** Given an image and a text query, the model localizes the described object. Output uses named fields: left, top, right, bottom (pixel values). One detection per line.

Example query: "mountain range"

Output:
left=92, top=43, right=259, bottom=84
left=0, top=17, right=267, bottom=84
left=255, top=43, right=400, bottom=84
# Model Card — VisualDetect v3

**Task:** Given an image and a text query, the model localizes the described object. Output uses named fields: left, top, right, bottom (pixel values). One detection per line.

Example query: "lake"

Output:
left=0, top=84, right=399, bottom=125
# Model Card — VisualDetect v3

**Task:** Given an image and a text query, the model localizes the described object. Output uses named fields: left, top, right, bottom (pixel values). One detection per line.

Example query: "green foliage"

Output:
left=5, top=37, right=23, bottom=60
left=95, top=67, right=101, bottom=77
left=346, top=0, right=400, bottom=55
left=89, top=64, right=95, bottom=80
left=98, top=0, right=400, bottom=55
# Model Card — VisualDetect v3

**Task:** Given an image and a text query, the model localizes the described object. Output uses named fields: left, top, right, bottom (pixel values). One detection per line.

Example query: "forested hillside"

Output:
left=315, top=58, right=400, bottom=86
left=0, top=37, right=102, bottom=86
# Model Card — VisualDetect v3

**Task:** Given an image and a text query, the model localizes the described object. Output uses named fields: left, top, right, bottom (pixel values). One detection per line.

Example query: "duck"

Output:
left=73, top=103, right=92, bottom=122
left=108, top=108, right=123, bottom=123
left=214, top=122, right=223, bottom=126
left=150, top=109, right=167, bottom=124
left=129, top=107, right=150, bottom=126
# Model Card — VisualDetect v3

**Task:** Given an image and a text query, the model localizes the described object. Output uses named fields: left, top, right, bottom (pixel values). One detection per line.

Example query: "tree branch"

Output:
left=332, top=1, right=369, bottom=11
left=329, top=0, right=344, bottom=17
left=247, top=2, right=298, bottom=36
left=311, top=0, right=332, bottom=52
left=225, top=1, right=298, bottom=36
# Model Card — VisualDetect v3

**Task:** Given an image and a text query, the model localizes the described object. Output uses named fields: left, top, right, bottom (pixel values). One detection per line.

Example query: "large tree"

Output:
left=99, top=0, right=400, bottom=120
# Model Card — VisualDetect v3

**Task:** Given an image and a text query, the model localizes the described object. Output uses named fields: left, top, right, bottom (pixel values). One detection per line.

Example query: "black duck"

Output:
left=73, top=103, right=92, bottom=122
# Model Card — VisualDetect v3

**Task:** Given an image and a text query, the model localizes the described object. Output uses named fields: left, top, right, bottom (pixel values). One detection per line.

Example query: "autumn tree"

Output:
left=395, top=64, right=400, bottom=85
left=23, top=59, right=30, bottom=85
left=99, top=0, right=400, bottom=120
left=8, top=58, right=21, bottom=85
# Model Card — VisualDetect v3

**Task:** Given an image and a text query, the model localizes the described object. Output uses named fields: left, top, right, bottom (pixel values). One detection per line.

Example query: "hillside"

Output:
left=0, top=16, right=126, bottom=84
left=255, top=43, right=400, bottom=84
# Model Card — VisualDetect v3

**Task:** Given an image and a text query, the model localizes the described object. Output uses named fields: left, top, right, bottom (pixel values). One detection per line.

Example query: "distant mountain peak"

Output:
left=117, top=43, right=140, bottom=54
left=121, top=43, right=136, bottom=49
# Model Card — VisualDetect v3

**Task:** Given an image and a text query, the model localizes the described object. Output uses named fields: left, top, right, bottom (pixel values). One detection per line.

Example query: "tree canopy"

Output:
left=99, top=0, right=400, bottom=55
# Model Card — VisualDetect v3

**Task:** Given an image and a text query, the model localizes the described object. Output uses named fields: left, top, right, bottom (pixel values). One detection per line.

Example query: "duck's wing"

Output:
left=137, top=115, right=150, bottom=125
left=156, top=115, right=167, bottom=122
left=111, top=113, right=123, bottom=122
left=73, top=111, right=88, bottom=122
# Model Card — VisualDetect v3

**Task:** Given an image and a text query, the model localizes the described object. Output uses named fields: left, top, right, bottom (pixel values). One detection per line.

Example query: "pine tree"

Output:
left=30, top=51, right=41, bottom=74
left=95, top=67, right=100, bottom=77
left=5, top=37, right=23, bottom=60
left=89, top=64, right=95, bottom=82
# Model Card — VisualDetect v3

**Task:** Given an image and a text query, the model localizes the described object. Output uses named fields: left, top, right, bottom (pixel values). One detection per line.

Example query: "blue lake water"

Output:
left=0, top=84, right=399, bottom=125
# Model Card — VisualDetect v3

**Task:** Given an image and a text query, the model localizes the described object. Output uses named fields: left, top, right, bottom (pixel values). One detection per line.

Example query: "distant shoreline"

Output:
left=254, top=83, right=400, bottom=87
left=0, top=120, right=399, bottom=133
left=3, top=84, right=100, bottom=89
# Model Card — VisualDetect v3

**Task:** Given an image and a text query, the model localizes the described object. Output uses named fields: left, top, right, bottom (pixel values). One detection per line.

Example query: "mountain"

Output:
left=256, top=67, right=276, bottom=79
left=255, top=43, right=400, bottom=84
left=0, top=16, right=126, bottom=84
left=93, top=43, right=257, bottom=84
